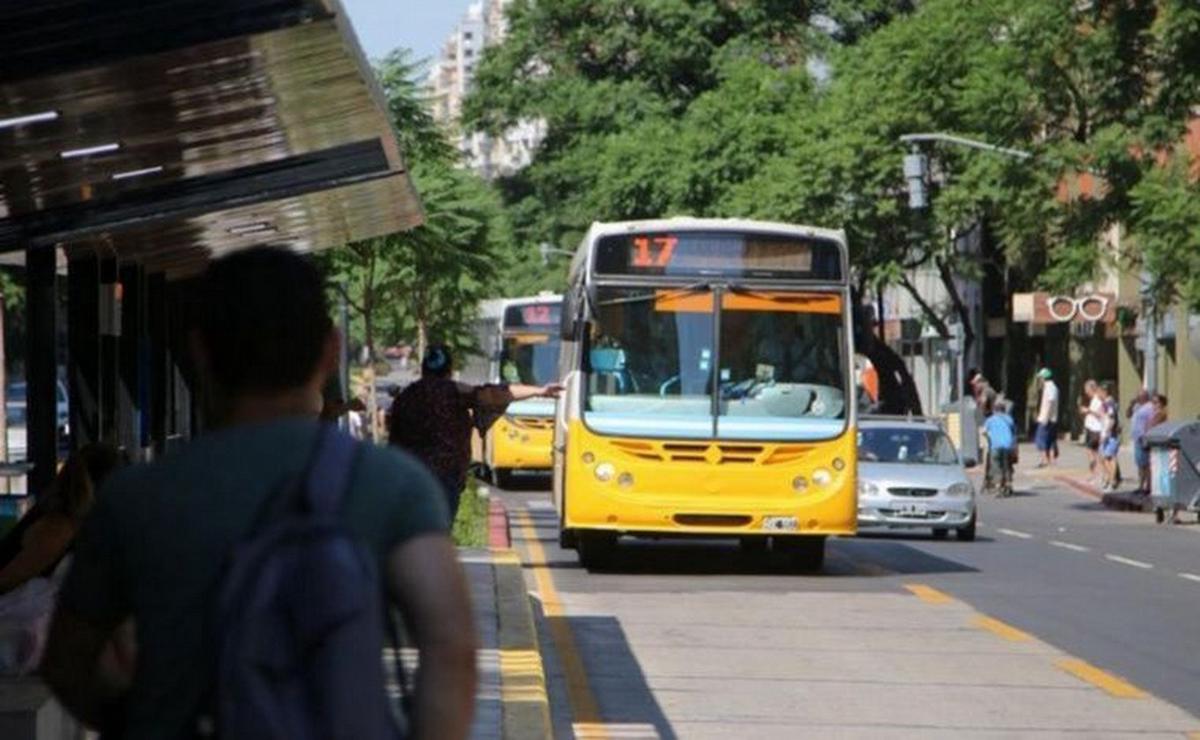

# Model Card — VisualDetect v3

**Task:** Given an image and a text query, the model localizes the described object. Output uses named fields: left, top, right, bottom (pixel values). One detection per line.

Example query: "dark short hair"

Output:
left=422, top=344, right=453, bottom=377
left=198, top=247, right=332, bottom=393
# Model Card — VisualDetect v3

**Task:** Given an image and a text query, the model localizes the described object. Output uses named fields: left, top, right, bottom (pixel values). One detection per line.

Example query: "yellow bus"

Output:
left=475, top=294, right=563, bottom=487
left=552, top=219, right=856, bottom=570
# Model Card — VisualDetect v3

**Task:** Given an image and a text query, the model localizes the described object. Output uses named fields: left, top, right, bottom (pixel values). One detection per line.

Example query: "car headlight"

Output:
left=858, top=481, right=880, bottom=498
left=947, top=482, right=973, bottom=498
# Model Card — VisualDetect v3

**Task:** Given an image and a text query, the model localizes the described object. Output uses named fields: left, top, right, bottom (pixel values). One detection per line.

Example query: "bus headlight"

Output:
left=594, top=463, right=616, bottom=482
left=508, top=430, right=519, bottom=440
left=947, top=482, right=973, bottom=498
left=582, top=452, right=595, bottom=464
left=812, top=468, right=832, bottom=487
left=858, top=481, right=880, bottom=498
left=520, top=435, right=530, bottom=443
left=792, top=475, right=808, bottom=492
left=617, top=472, right=634, bottom=488
left=832, top=457, right=846, bottom=471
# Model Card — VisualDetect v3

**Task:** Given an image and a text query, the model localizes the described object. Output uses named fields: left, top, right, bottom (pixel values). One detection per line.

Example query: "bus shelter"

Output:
left=0, top=0, right=423, bottom=501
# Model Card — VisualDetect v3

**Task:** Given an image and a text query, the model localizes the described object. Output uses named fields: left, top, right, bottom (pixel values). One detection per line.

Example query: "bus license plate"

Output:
left=895, top=503, right=928, bottom=517
left=762, top=516, right=799, bottom=532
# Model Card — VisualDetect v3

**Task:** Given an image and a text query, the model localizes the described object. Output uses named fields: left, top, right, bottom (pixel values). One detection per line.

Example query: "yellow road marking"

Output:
left=513, top=510, right=607, bottom=739
left=904, top=583, right=955, bottom=604
left=1055, top=658, right=1147, bottom=699
left=972, top=615, right=1033, bottom=642
left=499, top=648, right=549, bottom=703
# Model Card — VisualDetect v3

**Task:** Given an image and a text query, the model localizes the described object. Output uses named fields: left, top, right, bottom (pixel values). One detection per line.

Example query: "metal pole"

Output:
left=1142, top=270, right=1157, bottom=393
left=899, top=133, right=1033, bottom=161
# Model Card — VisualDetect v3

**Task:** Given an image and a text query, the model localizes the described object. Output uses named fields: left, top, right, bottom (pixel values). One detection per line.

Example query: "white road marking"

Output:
left=525, top=500, right=556, bottom=511
left=1049, top=540, right=1090, bottom=552
left=1178, top=572, right=1200, bottom=583
left=997, top=528, right=1033, bottom=539
left=1104, top=554, right=1153, bottom=570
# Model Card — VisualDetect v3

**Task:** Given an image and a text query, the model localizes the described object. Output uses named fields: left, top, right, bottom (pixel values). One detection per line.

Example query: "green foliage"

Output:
left=451, top=479, right=489, bottom=548
left=464, top=0, right=1199, bottom=312
left=1130, top=154, right=1200, bottom=310
left=320, top=51, right=517, bottom=358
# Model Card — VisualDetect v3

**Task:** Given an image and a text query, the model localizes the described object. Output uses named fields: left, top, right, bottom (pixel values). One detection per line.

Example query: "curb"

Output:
left=492, top=547, right=551, bottom=740
left=1054, top=475, right=1102, bottom=500
left=488, top=496, right=512, bottom=549
left=1054, top=475, right=1152, bottom=512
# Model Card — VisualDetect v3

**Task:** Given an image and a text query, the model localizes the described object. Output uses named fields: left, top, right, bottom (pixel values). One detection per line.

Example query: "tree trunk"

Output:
left=899, top=275, right=950, bottom=338
left=416, top=316, right=428, bottom=365
left=860, top=334, right=924, bottom=416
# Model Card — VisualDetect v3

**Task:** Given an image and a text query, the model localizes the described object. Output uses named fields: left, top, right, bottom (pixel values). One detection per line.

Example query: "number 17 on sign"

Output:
left=633, top=236, right=678, bottom=268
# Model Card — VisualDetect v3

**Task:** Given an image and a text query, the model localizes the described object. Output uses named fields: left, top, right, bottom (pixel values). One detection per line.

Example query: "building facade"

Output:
left=427, top=0, right=545, bottom=179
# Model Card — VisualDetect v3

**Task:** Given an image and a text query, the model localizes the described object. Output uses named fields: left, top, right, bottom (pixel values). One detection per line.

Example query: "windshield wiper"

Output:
left=594, top=281, right=711, bottom=308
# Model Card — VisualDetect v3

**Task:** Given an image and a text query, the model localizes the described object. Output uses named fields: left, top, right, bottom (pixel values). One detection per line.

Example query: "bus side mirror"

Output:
left=561, top=290, right=579, bottom=340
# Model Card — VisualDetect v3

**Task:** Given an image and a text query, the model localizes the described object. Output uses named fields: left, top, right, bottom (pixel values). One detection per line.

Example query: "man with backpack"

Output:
left=41, top=248, right=477, bottom=739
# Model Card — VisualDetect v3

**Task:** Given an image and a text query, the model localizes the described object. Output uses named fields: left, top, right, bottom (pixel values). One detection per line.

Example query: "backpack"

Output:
left=201, top=425, right=406, bottom=740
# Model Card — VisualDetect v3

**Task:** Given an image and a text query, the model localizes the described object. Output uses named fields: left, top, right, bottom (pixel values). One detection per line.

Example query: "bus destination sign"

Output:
left=593, top=231, right=843, bottom=281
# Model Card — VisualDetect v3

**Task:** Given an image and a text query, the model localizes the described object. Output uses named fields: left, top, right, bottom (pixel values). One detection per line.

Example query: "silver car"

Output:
left=857, top=418, right=977, bottom=541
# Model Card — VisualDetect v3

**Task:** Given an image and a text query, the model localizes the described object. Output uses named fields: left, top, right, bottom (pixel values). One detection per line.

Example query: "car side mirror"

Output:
left=962, top=457, right=978, bottom=468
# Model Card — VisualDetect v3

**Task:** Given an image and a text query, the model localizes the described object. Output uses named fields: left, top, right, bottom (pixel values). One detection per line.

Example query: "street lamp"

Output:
left=538, top=242, right=574, bottom=266
left=899, top=132, right=1032, bottom=209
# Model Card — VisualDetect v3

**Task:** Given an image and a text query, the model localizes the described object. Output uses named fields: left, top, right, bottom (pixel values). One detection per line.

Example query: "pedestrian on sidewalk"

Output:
left=40, top=248, right=478, bottom=740
left=1034, top=368, right=1060, bottom=467
left=984, top=400, right=1017, bottom=496
left=1130, top=391, right=1154, bottom=495
left=1079, top=379, right=1104, bottom=481
left=1152, top=393, right=1169, bottom=428
left=388, top=344, right=562, bottom=517
left=1097, top=382, right=1122, bottom=492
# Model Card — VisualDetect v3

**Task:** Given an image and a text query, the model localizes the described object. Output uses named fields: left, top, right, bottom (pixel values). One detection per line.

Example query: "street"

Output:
left=493, top=461, right=1200, bottom=739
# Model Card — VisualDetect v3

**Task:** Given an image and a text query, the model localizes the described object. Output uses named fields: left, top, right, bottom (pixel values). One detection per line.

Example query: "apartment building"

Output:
left=428, top=0, right=545, bottom=179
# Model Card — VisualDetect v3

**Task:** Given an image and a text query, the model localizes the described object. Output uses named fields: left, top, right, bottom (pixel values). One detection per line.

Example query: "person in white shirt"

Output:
left=1079, top=379, right=1104, bottom=479
left=1034, top=368, right=1059, bottom=467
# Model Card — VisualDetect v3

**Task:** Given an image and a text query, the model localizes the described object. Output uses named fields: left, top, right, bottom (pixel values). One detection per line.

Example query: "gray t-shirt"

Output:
left=59, top=417, right=449, bottom=739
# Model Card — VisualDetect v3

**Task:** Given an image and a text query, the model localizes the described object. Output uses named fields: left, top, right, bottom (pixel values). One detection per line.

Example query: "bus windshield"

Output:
left=585, top=287, right=847, bottom=440
left=501, top=333, right=560, bottom=385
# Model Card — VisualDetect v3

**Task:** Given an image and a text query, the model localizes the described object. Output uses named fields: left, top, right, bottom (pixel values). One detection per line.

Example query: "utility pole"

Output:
left=1141, top=269, right=1157, bottom=393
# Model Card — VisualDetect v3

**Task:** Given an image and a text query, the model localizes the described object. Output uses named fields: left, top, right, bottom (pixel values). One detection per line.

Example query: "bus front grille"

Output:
left=610, top=440, right=814, bottom=466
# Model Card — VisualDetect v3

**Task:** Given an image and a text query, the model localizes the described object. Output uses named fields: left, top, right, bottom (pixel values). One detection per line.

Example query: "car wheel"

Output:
left=931, top=528, right=949, bottom=540
left=956, top=515, right=977, bottom=542
left=777, top=536, right=825, bottom=572
left=577, top=531, right=617, bottom=572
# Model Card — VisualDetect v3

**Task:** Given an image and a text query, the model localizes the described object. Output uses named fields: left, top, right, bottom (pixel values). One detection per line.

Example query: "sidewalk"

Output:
left=1014, top=438, right=1145, bottom=507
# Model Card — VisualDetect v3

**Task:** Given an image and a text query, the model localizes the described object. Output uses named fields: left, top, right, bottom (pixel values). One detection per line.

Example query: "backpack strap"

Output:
left=304, top=424, right=360, bottom=518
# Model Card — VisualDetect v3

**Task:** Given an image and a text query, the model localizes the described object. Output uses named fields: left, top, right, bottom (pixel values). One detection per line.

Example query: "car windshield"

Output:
left=501, top=333, right=560, bottom=385
left=859, top=427, right=959, bottom=465
left=584, top=287, right=847, bottom=439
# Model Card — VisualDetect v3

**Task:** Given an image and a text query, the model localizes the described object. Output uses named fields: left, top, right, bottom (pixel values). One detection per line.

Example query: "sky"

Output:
left=342, top=0, right=475, bottom=65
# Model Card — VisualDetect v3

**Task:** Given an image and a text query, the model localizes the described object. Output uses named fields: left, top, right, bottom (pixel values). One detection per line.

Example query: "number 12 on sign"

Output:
left=632, top=236, right=678, bottom=268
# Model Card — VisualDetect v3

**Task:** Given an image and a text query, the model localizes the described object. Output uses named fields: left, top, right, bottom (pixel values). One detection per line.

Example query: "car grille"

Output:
left=888, top=487, right=939, bottom=497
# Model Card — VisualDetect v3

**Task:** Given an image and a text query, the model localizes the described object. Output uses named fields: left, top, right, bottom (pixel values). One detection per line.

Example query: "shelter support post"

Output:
left=67, top=255, right=100, bottom=449
left=25, top=246, right=58, bottom=497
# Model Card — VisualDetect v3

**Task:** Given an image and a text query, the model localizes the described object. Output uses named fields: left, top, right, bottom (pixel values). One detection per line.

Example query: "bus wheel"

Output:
left=559, top=528, right=577, bottom=550
left=778, top=536, right=825, bottom=572
left=491, top=468, right=513, bottom=489
left=577, top=531, right=617, bottom=572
